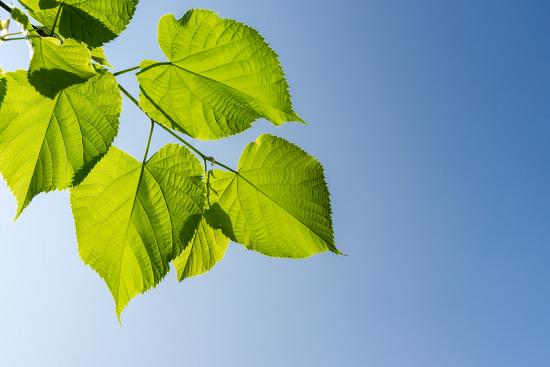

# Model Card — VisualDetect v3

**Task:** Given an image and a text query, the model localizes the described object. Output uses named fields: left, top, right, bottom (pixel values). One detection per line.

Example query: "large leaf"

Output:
left=0, top=71, right=120, bottom=216
left=173, top=208, right=230, bottom=281
left=19, top=0, right=139, bottom=47
left=29, top=37, right=96, bottom=97
left=70, top=144, right=205, bottom=318
left=209, top=134, right=338, bottom=258
left=138, top=10, right=303, bottom=140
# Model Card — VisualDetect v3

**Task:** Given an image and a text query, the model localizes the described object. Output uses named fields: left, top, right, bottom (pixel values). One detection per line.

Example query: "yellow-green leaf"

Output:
left=0, top=71, right=120, bottom=216
left=90, top=47, right=111, bottom=67
left=29, top=37, right=96, bottom=97
left=71, top=144, right=205, bottom=318
left=173, top=208, right=230, bottom=281
left=209, top=134, right=338, bottom=258
left=19, top=0, right=139, bottom=47
left=138, top=10, right=303, bottom=140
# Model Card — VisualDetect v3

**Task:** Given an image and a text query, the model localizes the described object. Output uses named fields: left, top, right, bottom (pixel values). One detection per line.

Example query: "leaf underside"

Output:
left=70, top=144, right=205, bottom=317
left=19, top=0, right=139, bottom=47
left=173, top=208, right=230, bottom=281
left=0, top=71, right=121, bottom=216
left=138, top=9, right=303, bottom=140
left=210, top=134, right=338, bottom=258
left=29, top=37, right=96, bottom=97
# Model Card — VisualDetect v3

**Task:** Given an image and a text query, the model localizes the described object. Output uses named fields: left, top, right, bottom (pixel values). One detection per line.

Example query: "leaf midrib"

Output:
left=220, top=170, right=332, bottom=249
left=140, top=62, right=296, bottom=119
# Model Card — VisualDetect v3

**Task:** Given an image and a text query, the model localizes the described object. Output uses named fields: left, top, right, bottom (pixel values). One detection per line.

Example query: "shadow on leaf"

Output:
left=204, top=203, right=236, bottom=241
left=0, top=77, right=6, bottom=106
left=28, top=69, right=89, bottom=98
left=38, top=0, right=57, bottom=9
left=179, top=214, right=202, bottom=249
left=179, top=204, right=236, bottom=250
left=72, top=150, right=109, bottom=186
left=58, top=6, right=118, bottom=47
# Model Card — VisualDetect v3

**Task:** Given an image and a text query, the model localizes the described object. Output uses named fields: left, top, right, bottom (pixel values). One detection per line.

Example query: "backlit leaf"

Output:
left=10, top=7, right=32, bottom=30
left=209, top=134, right=338, bottom=258
left=0, top=71, right=120, bottom=216
left=138, top=10, right=303, bottom=140
left=19, top=0, right=139, bottom=47
left=173, top=208, right=230, bottom=281
left=29, top=37, right=96, bottom=97
left=70, top=144, right=205, bottom=318
left=90, top=47, right=111, bottom=67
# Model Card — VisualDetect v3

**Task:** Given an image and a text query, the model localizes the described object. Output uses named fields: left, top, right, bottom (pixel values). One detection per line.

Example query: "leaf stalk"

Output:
left=113, top=66, right=140, bottom=76
left=116, top=83, right=238, bottom=174
left=0, top=1, right=12, bottom=14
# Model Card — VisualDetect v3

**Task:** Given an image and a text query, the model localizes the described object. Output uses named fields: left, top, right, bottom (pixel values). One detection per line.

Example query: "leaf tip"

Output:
left=115, top=302, right=127, bottom=324
left=13, top=199, right=28, bottom=221
left=331, top=247, right=347, bottom=256
left=295, top=114, right=308, bottom=125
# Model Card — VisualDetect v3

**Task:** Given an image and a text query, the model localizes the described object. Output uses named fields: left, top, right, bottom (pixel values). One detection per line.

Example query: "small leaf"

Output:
left=0, top=18, right=9, bottom=36
left=19, top=0, right=139, bottom=47
left=173, top=208, right=230, bottom=281
left=138, top=10, right=303, bottom=140
left=10, top=7, right=32, bottom=30
left=0, top=71, right=120, bottom=216
left=209, top=134, right=339, bottom=258
left=90, top=47, right=111, bottom=67
left=29, top=37, right=96, bottom=97
left=71, top=144, right=205, bottom=318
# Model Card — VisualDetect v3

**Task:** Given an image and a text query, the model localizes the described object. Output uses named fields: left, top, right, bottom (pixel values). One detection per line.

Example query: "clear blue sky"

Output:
left=1, top=0, right=549, bottom=366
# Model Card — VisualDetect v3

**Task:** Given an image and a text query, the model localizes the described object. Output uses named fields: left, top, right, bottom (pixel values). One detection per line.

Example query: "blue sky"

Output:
left=1, top=0, right=549, bottom=366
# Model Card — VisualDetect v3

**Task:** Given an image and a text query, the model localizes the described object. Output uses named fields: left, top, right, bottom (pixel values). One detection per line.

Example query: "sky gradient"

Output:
left=1, top=0, right=549, bottom=366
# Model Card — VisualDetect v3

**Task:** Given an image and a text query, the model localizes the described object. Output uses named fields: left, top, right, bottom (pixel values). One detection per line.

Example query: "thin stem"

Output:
left=1, top=36, right=26, bottom=41
left=117, top=84, right=205, bottom=159
left=113, top=66, right=140, bottom=76
left=203, top=158, right=211, bottom=207
left=209, top=159, right=238, bottom=174
left=117, top=83, right=140, bottom=107
left=2, top=32, right=22, bottom=38
left=0, top=3, right=45, bottom=36
left=0, top=1, right=12, bottom=14
left=50, top=4, right=63, bottom=36
left=154, top=122, right=206, bottom=160
left=142, top=119, right=155, bottom=164
left=117, top=83, right=238, bottom=174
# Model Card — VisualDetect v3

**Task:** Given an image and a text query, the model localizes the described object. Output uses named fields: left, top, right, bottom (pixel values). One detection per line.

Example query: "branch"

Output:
left=113, top=66, right=140, bottom=76
left=116, top=83, right=238, bottom=174
left=0, top=1, right=12, bottom=14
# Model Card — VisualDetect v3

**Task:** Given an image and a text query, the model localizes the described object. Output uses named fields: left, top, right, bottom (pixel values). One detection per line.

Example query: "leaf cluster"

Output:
left=0, top=0, right=339, bottom=319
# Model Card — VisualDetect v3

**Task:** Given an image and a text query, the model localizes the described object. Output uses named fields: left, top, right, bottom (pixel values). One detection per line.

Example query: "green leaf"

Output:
left=173, top=208, right=230, bottom=281
left=0, top=18, right=9, bottom=36
left=10, top=7, right=32, bottom=30
left=0, top=71, right=120, bottom=216
left=19, top=0, right=139, bottom=47
left=138, top=10, right=303, bottom=140
left=90, top=47, right=111, bottom=67
left=29, top=37, right=96, bottom=97
left=70, top=144, right=205, bottom=318
left=209, top=134, right=338, bottom=258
